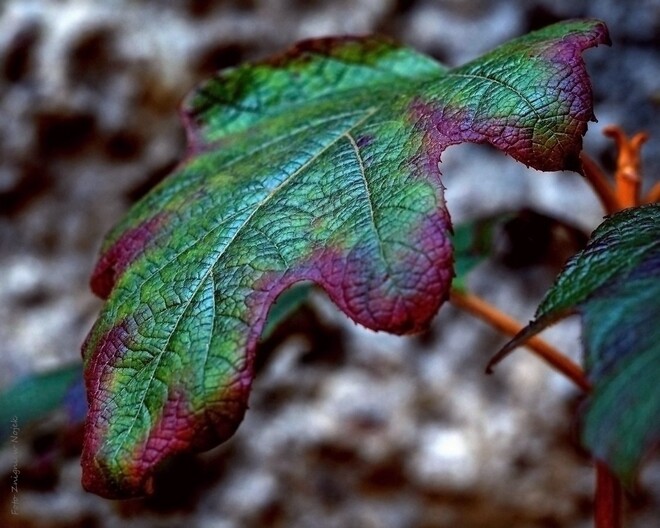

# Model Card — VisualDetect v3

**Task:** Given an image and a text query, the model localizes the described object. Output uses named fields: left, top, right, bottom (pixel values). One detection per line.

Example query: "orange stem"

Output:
left=604, top=126, right=648, bottom=210
left=580, top=152, right=620, bottom=214
left=449, top=289, right=591, bottom=392
left=595, top=460, right=623, bottom=528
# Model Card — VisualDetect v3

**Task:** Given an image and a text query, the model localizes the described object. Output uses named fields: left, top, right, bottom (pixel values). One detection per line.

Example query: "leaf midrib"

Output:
left=107, top=107, right=381, bottom=457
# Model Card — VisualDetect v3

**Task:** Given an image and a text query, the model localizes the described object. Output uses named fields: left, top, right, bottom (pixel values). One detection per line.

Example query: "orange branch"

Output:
left=450, top=290, right=591, bottom=392
left=604, top=126, right=648, bottom=210
left=580, top=152, right=620, bottom=214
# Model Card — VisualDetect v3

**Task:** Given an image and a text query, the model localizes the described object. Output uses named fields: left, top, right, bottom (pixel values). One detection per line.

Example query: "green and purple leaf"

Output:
left=492, top=204, right=659, bottom=483
left=82, top=20, right=609, bottom=498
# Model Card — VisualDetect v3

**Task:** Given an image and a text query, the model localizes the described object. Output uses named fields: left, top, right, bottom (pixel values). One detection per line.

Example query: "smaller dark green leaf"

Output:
left=491, top=204, right=660, bottom=483
left=452, top=214, right=510, bottom=291
left=0, top=364, right=83, bottom=442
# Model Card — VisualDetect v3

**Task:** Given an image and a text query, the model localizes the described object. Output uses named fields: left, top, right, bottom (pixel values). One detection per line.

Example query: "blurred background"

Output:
left=0, top=0, right=658, bottom=527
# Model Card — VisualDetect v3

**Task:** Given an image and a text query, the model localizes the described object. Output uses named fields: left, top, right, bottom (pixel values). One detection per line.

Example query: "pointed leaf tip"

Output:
left=494, top=204, right=659, bottom=484
left=82, top=20, right=608, bottom=498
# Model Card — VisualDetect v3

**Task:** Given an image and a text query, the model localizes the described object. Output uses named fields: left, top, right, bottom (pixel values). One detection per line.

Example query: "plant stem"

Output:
left=449, top=289, right=591, bottom=392
left=580, top=152, right=620, bottom=214
left=595, top=461, right=623, bottom=528
left=604, top=126, right=648, bottom=210
left=580, top=127, right=651, bottom=214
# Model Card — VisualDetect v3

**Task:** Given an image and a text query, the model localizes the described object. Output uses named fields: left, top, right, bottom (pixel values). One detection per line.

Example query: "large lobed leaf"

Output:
left=495, top=204, right=659, bottom=483
left=82, top=20, right=609, bottom=498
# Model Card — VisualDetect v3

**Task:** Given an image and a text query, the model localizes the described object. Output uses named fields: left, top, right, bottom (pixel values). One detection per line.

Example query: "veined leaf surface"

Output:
left=82, top=20, right=609, bottom=498
left=495, top=204, right=659, bottom=483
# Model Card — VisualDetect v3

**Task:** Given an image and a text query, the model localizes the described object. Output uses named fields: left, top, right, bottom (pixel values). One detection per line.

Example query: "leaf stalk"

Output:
left=580, top=153, right=620, bottom=214
left=595, top=460, right=623, bottom=528
left=449, top=289, right=591, bottom=392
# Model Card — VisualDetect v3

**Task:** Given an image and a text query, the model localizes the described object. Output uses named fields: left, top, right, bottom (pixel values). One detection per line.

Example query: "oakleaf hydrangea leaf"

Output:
left=82, top=20, right=609, bottom=498
left=493, top=204, right=660, bottom=483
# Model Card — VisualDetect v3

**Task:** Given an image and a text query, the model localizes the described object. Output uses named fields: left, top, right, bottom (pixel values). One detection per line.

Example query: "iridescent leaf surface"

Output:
left=495, top=204, right=659, bottom=483
left=82, top=20, right=609, bottom=498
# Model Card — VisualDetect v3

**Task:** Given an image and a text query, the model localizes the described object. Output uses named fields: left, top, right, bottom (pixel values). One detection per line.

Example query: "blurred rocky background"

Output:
left=0, top=0, right=658, bottom=527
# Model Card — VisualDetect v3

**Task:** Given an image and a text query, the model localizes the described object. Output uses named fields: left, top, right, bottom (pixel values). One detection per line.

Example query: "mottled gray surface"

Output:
left=0, top=0, right=658, bottom=526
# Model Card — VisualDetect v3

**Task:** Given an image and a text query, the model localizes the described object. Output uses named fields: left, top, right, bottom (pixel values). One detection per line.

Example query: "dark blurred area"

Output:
left=0, top=1, right=658, bottom=527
